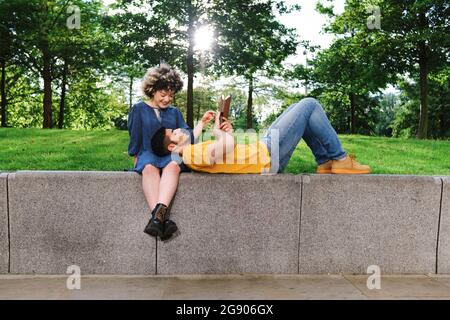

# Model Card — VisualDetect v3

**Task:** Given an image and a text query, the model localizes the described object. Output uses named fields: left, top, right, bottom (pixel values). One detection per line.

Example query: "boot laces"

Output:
left=156, top=206, right=167, bottom=222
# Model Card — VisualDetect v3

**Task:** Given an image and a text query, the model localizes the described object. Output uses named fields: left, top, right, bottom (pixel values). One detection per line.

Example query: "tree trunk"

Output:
left=41, top=2, right=52, bottom=129
left=186, top=2, right=195, bottom=128
left=416, top=9, right=429, bottom=139
left=1, top=59, right=6, bottom=127
left=42, top=42, right=53, bottom=128
left=58, top=60, right=68, bottom=129
left=349, top=92, right=356, bottom=134
left=416, top=41, right=429, bottom=139
left=129, top=75, right=133, bottom=109
left=246, top=74, right=254, bottom=129
left=196, top=101, right=201, bottom=122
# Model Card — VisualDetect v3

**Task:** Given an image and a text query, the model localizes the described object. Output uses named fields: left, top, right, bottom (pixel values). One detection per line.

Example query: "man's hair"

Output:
left=151, top=127, right=172, bottom=157
left=141, top=63, right=183, bottom=99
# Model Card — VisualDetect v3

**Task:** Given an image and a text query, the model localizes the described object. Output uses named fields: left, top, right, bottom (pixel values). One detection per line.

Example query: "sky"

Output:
left=278, top=0, right=345, bottom=65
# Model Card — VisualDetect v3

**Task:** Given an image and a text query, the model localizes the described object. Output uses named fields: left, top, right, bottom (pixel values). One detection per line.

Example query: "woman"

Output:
left=128, top=64, right=214, bottom=240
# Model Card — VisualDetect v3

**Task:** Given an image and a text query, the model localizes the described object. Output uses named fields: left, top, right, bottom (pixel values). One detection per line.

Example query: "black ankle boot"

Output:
left=144, top=203, right=168, bottom=238
left=161, top=204, right=178, bottom=240
left=161, top=219, right=178, bottom=241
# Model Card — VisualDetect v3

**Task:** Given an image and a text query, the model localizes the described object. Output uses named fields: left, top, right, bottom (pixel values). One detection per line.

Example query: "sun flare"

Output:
left=194, top=25, right=214, bottom=52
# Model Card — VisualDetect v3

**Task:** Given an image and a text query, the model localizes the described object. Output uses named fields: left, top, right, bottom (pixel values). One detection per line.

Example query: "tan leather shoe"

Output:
left=316, top=160, right=333, bottom=174
left=331, top=154, right=371, bottom=174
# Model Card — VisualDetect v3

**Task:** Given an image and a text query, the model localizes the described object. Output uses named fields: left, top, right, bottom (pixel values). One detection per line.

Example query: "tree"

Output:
left=1, top=0, right=109, bottom=128
left=53, top=0, right=110, bottom=128
left=104, top=4, right=162, bottom=110
left=0, top=0, right=31, bottom=127
left=317, top=0, right=449, bottom=139
left=115, top=0, right=209, bottom=127
left=392, top=66, right=450, bottom=139
left=209, top=0, right=298, bottom=128
left=301, top=34, right=391, bottom=134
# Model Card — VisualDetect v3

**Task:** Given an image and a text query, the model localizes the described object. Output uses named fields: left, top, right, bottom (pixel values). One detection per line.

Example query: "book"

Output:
left=218, top=94, right=231, bottom=124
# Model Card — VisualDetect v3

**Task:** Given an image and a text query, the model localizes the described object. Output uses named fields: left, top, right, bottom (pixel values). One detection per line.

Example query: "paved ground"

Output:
left=1, top=274, right=450, bottom=300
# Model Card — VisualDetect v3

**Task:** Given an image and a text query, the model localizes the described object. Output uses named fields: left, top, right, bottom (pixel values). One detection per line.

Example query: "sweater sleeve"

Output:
left=127, top=105, right=142, bottom=156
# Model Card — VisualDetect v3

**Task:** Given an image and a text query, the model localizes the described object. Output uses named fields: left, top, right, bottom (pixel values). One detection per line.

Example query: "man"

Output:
left=151, top=98, right=371, bottom=175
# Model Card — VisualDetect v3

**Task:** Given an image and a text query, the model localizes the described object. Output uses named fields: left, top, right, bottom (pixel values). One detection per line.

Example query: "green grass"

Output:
left=0, top=128, right=131, bottom=171
left=1, top=128, right=449, bottom=175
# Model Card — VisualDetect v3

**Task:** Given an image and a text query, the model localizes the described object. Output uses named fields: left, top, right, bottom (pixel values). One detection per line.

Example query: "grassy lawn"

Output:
left=1, top=127, right=449, bottom=175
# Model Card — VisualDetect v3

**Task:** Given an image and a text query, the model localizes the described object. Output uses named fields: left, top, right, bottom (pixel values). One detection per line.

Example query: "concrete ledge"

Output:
left=158, top=174, right=301, bottom=274
left=1, top=171, right=448, bottom=274
left=299, top=175, right=442, bottom=274
left=0, top=174, right=8, bottom=273
left=438, top=177, right=450, bottom=273
left=8, top=171, right=155, bottom=274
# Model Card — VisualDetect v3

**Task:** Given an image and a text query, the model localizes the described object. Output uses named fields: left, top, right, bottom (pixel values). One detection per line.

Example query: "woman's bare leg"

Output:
left=157, top=161, right=181, bottom=207
left=142, top=164, right=161, bottom=211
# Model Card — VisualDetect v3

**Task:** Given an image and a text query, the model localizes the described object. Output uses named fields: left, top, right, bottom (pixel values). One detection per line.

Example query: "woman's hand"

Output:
left=201, top=110, right=215, bottom=126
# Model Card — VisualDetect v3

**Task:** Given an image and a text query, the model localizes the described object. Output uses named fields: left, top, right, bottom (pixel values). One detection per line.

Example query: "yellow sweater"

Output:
left=182, top=140, right=271, bottom=174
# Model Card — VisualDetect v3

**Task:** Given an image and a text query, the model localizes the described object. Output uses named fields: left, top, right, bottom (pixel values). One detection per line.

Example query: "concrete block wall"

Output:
left=438, top=177, right=450, bottom=273
left=0, top=173, right=8, bottom=273
left=0, top=171, right=448, bottom=274
left=299, top=175, right=442, bottom=274
left=7, top=171, right=155, bottom=274
left=159, top=174, right=301, bottom=274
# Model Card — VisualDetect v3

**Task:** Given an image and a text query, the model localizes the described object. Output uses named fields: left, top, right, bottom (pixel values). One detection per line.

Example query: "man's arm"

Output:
left=207, top=112, right=234, bottom=165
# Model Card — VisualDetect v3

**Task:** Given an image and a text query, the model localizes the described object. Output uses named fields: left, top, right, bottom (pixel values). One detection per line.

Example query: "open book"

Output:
left=218, top=95, right=231, bottom=124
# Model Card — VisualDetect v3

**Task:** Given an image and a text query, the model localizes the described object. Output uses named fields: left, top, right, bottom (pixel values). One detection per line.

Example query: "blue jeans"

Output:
left=261, top=98, right=346, bottom=173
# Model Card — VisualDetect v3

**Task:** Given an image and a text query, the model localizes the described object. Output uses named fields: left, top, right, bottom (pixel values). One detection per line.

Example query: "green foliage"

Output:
left=1, top=0, right=448, bottom=141
left=210, top=0, right=299, bottom=78
left=374, top=93, right=397, bottom=137
left=174, top=86, right=218, bottom=123
left=62, top=80, right=128, bottom=130
left=295, top=0, right=450, bottom=138
left=173, top=85, right=260, bottom=130
left=391, top=67, right=450, bottom=139
left=391, top=99, right=419, bottom=139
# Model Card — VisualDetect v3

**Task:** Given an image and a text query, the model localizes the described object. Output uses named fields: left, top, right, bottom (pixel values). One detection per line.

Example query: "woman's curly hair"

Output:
left=141, top=64, right=184, bottom=99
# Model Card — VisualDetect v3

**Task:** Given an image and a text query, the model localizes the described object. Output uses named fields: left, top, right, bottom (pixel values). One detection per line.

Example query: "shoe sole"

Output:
left=316, top=169, right=332, bottom=174
left=331, top=168, right=371, bottom=174
left=144, top=226, right=164, bottom=238
left=163, top=224, right=179, bottom=239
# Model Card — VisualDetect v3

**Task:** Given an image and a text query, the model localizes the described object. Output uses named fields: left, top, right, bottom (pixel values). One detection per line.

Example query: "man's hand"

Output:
left=213, top=111, right=233, bottom=136
left=208, top=112, right=235, bottom=165
left=220, top=117, right=233, bottom=133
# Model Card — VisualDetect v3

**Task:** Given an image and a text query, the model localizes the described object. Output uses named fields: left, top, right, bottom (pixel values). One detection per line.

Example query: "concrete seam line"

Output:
left=297, top=175, right=303, bottom=275
left=436, top=177, right=444, bottom=274
left=155, top=236, right=158, bottom=275
left=6, top=173, right=10, bottom=274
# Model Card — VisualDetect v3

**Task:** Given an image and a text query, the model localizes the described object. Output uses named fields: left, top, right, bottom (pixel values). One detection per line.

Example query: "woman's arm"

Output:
left=192, top=110, right=215, bottom=141
left=128, top=105, right=142, bottom=158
